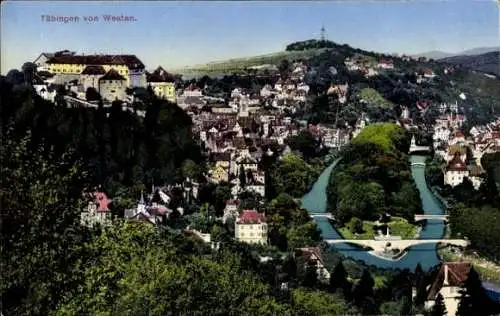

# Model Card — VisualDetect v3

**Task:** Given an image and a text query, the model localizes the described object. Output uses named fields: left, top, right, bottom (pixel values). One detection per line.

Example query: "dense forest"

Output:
left=327, top=123, right=422, bottom=224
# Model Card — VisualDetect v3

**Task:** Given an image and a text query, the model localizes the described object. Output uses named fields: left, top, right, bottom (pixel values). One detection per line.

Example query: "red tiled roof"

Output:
left=416, top=100, right=430, bottom=110
left=446, top=153, right=467, bottom=172
left=427, top=262, right=471, bottom=300
left=453, top=130, right=465, bottom=138
left=227, top=199, right=240, bottom=205
left=93, top=192, right=110, bottom=212
left=237, top=210, right=266, bottom=224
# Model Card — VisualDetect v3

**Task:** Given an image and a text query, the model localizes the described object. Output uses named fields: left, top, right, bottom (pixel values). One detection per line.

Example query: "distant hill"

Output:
left=413, top=46, right=500, bottom=60
left=412, top=50, right=454, bottom=60
left=174, top=48, right=329, bottom=77
left=440, top=51, right=500, bottom=77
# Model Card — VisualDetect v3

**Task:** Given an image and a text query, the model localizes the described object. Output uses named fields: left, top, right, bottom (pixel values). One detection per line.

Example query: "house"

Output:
left=423, top=68, right=436, bottom=79
left=210, top=164, right=229, bottom=183
left=33, top=52, right=55, bottom=72
left=377, top=58, right=394, bottom=69
left=80, top=65, right=106, bottom=92
left=235, top=210, right=268, bottom=245
left=444, top=153, right=469, bottom=187
left=260, top=84, right=274, bottom=98
left=98, top=69, right=127, bottom=102
left=296, top=247, right=331, bottom=283
left=146, top=66, right=176, bottom=102
left=425, top=262, right=472, bottom=316
left=446, top=145, right=467, bottom=163
left=80, top=192, right=112, bottom=227
left=46, top=53, right=146, bottom=87
left=449, top=130, right=466, bottom=145
left=223, top=199, right=240, bottom=223
left=124, top=194, right=165, bottom=225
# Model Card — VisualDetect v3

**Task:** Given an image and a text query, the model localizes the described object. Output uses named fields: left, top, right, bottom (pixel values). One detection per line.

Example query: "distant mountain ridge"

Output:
left=440, top=51, right=500, bottom=77
left=413, top=46, right=500, bottom=60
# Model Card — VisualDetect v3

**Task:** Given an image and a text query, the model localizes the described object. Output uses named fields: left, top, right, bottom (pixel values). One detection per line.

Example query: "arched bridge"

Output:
left=411, top=162, right=426, bottom=167
left=324, top=238, right=469, bottom=252
left=409, top=144, right=432, bottom=154
left=310, top=213, right=335, bottom=220
left=414, top=214, right=449, bottom=221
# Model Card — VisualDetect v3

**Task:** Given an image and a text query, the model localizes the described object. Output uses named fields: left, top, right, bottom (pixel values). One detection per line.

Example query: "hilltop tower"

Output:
left=320, top=26, right=327, bottom=41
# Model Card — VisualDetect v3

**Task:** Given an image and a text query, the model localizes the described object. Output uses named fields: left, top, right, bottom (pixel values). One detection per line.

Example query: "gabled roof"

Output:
left=99, top=69, right=126, bottom=81
left=446, top=153, right=467, bottom=172
left=237, top=210, right=266, bottom=224
left=427, top=262, right=472, bottom=300
left=298, top=247, right=326, bottom=267
left=147, top=66, right=176, bottom=83
left=81, top=65, right=106, bottom=75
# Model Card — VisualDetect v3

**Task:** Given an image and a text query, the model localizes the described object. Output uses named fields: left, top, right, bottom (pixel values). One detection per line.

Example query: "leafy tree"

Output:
left=329, top=261, right=352, bottom=300
left=348, top=217, right=363, bottom=234
left=239, top=164, right=247, bottom=187
left=413, top=263, right=428, bottom=307
left=0, top=129, right=91, bottom=316
left=291, top=288, right=351, bottom=315
left=286, top=222, right=321, bottom=249
left=353, top=269, right=377, bottom=314
left=181, top=158, right=200, bottom=180
left=431, top=293, right=447, bottom=316
left=55, top=222, right=293, bottom=315
left=85, top=87, right=101, bottom=101
left=287, top=130, right=317, bottom=161
left=22, top=61, right=37, bottom=84
left=269, top=153, right=318, bottom=198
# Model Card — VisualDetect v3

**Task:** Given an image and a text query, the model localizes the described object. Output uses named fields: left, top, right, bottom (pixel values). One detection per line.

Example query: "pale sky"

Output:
left=1, top=1, right=499, bottom=74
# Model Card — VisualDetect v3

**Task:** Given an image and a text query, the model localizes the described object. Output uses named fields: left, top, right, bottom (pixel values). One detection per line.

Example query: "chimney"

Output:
left=443, top=264, right=449, bottom=286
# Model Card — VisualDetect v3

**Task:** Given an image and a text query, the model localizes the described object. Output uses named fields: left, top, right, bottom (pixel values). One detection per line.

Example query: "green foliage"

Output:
left=0, top=80, right=203, bottom=198
left=291, top=288, right=352, bottom=315
left=328, top=127, right=420, bottom=224
left=0, top=128, right=92, bottom=315
left=353, top=269, right=378, bottom=315
left=449, top=204, right=500, bottom=262
left=359, top=87, right=394, bottom=109
left=266, top=193, right=320, bottom=251
left=351, top=122, right=406, bottom=153
left=55, top=222, right=292, bottom=315
left=348, top=217, right=364, bottom=234
left=286, top=130, right=318, bottom=161
left=269, top=153, right=318, bottom=198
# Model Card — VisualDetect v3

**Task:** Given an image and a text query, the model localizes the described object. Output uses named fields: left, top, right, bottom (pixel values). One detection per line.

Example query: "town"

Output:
left=2, top=2, right=500, bottom=315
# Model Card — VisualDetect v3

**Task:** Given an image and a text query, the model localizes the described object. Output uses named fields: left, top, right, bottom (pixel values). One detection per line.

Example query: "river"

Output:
left=301, top=155, right=445, bottom=271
